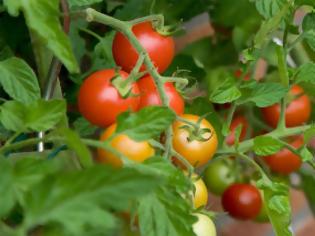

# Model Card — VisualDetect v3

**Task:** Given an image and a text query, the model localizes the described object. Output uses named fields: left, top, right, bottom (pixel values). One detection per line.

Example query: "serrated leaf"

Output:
left=257, top=178, right=292, bottom=236
left=60, top=128, right=93, bottom=168
left=23, top=165, right=160, bottom=235
left=209, top=78, right=241, bottom=104
left=254, top=2, right=290, bottom=48
left=294, top=62, right=315, bottom=84
left=254, top=0, right=286, bottom=19
left=304, top=126, right=315, bottom=143
left=0, top=99, right=66, bottom=132
left=253, top=136, right=284, bottom=155
left=238, top=82, right=288, bottom=107
left=299, top=147, right=314, bottom=162
left=3, top=0, right=79, bottom=73
left=0, top=57, right=40, bottom=103
left=68, top=0, right=103, bottom=8
left=116, top=106, right=176, bottom=141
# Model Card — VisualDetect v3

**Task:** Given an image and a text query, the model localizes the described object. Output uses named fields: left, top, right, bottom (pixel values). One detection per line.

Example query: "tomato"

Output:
left=192, top=175, right=208, bottom=209
left=137, top=75, right=184, bottom=115
left=97, top=124, right=155, bottom=167
left=112, top=22, right=175, bottom=73
left=234, top=69, right=250, bottom=81
left=261, top=85, right=311, bottom=128
left=222, top=183, right=262, bottom=220
left=203, top=158, right=236, bottom=196
left=78, top=69, right=140, bottom=127
left=263, top=137, right=303, bottom=174
left=225, top=115, right=249, bottom=146
left=192, top=213, right=216, bottom=236
left=172, top=114, right=218, bottom=167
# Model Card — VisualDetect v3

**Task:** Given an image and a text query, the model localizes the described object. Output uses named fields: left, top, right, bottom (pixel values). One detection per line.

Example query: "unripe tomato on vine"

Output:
left=192, top=213, right=217, bottom=236
left=137, top=75, right=184, bottom=115
left=78, top=69, right=140, bottom=127
left=261, top=85, right=311, bottom=128
left=97, top=124, right=155, bottom=167
left=172, top=114, right=218, bottom=168
left=112, top=22, right=175, bottom=73
left=191, top=174, right=208, bottom=209
left=263, top=136, right=303, bottom=174
left=222, top=183, right=262, bottom=220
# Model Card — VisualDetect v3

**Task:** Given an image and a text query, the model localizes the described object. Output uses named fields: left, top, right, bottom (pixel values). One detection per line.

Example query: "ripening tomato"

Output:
left=192, top=175, right=208, bottom=209
left=222, top=184, right=262, bottom=220
left=112, top=22, right=175, bottom=73
left=137, top=75, right=184, bottom=115
left=97, top=124, right=155, bottom=167
left=261, top=85, right=311, bottom=128
left=226, top=115, right=249, bottom=146
left=263, top=137, right=303, bottom=174
left=172, top=114, right=218, bottom=168
left=203, top=158, right=237, bottom=196
left=192, top=213, right=217, bottom=236
left=78, top=69, right=140, bottom=127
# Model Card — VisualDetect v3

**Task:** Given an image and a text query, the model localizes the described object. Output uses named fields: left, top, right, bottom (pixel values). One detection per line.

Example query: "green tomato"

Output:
left=193, top=213, right=216, bottom=236
left=203, top=158, right=236, bottom=195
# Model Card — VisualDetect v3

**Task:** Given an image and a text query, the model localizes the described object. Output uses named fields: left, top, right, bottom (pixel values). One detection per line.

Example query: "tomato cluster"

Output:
left=77, top=21, right=217, bottom=235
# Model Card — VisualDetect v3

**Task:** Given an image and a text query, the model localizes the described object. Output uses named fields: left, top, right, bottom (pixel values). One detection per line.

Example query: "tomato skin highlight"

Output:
left=97, top=124, right=155, bottom=167
left=263, top=137, right=303, bottom=174
left=172, top=114, right=218, bottom=168
left=192, top=176, right=208, bottom=209
left=137, top=75, right=184, bottom=115
left=261, top=85, right=311, bottom=128
left=203, top=159, right=236, bottom=196
left=112, top=22, right=175, bottom=73
left=192, top=213, right=217, bottom=236
left=222, top=184, right=262, bottom=220
left=78, top=69, right=140, bottom=127
left=226, top=115, right=249, bottom=146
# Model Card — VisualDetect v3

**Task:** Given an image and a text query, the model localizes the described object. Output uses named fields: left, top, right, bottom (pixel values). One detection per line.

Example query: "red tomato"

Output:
left=234, top=69, right=250, bottom=81
left=261, top=85, right=311, bottom=128
left=78, top=69, right=140, bottom=127
left=264, top=137, right=303, bottom=174
left=222, top=183, right=262, bottom=220
left=137, top=75, right=184, bottom=115
left=112, top=22, right=175, bottom=73
left=226, top=116, right=249, bottom=145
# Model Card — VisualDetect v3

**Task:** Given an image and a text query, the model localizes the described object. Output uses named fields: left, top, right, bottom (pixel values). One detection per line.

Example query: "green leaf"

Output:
left=300, top=168, right=315, bottom=216
left=253, top=136, right=285, bottom=155
left=0, top=99, right=66, bottom=132
left=257, top=178, right=292, bottom=236
left=73, top=117, right=98, bottom=137
left=137, top=158, right=196, bottom=236
left=209, top=78, right=241, bottom=104
left=23, top=165, right=160, bottom=235
left=0, top=57, right=40, bottom=103
left=254, top=2, right=290, bottom=48
left=60, top=128, right=93, bottom=168
left=304, top=126, right=315, bottom=143
left=299, top=147, right=314, bottom=162
left=302, top=12, right=315, bottom=32
left=3, top=0, right=79, bottom=73
left=68, top=0, right=103, bottom=8
left=294, top=62, right=315, bottom=84
left=116, top=106, right=176, bottom=141
left=234, top=125, right=243, bottom=150
left=254, top=0, right=286, bottom=19
left=238, top=82, right=288, bottom=107
left=304, top=30, right=315, bottom=51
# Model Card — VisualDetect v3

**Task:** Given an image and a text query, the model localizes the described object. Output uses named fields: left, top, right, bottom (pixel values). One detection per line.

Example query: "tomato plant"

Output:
left=0, top=0, right=315, bottom=236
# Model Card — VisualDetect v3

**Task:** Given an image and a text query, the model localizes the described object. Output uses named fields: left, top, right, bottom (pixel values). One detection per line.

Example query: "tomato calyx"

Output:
left=153, top=20, right=183, bottom=36
left=179, top=117, right=213, bottom=142
left=111, top=71, right=143, bottom=98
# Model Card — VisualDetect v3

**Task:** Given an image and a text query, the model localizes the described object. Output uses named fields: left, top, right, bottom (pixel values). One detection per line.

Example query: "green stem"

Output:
left=85, top=8, right=174, bottom=158
left=276, top=45, right=289, bottom=87
left=225, top=103, right=237, bottom=136
left=128, top=14, right=164, bottom=27
left=217, top=124, right=311, bottom=155
left=4, top=131, right=23, bottom=147
left=277, top=97, right=287, bottom=130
